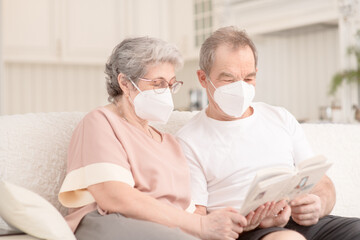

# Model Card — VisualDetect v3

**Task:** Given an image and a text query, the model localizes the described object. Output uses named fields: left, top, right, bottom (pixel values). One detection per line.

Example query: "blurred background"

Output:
left=1, top=0, right=360, bottom=123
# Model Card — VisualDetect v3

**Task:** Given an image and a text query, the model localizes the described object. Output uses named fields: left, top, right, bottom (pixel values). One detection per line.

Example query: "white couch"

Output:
left=0, top=111, right=360, bottom=239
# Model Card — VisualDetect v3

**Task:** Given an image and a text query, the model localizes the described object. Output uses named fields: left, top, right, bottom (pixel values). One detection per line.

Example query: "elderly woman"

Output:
left=58, top=37, right=253, bottom=240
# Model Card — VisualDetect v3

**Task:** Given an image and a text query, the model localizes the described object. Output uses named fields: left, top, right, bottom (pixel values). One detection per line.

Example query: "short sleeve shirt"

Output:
left=176, top=102, right=314, bottom=212
left=59, top=107, right=195, bottom=231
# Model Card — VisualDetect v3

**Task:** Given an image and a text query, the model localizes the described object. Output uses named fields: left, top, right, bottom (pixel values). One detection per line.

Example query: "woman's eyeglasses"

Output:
left=137, top=77, right=183, bottom=94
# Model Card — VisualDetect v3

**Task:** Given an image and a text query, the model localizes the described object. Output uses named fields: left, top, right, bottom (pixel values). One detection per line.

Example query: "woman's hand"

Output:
left=200, top=207, right=247, bottom=240
left=260, top=199, right=291, bottom=228
left=243, top=202, right=275, bottom=231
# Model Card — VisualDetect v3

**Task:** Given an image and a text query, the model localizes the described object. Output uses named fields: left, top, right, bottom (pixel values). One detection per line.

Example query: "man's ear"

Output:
left=117, top=73, right=130, bottom=96
left=197, top=70, right=208, bottom=88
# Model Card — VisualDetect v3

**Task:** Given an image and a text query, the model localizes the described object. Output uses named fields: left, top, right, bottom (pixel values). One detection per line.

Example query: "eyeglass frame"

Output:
left=128, top=76, right=183, bottom=94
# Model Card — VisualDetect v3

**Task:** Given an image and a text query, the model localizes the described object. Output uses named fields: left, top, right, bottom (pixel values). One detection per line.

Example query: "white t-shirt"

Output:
left=176, top=102, right=314, bottom=212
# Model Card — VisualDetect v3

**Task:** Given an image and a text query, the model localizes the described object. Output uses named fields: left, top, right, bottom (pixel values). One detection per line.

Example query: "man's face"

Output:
left=208, top=44, right=256, bottom=89
left=198, top=44, right=257, bottom=117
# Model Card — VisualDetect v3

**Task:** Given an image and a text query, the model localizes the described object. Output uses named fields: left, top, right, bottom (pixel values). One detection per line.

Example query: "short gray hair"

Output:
left=199, top=26, right=258, bottom=76
left=105, top=37, right=183, bottom=102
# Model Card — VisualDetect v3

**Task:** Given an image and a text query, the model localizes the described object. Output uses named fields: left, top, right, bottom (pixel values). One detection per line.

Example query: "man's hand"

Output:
left=200, top=207, right=247, bottom=240
left=290, top=193, right=322, bottom=226
left=260, top=200, right=291, bottom=228
left=243, top=202, right=275, bottom=231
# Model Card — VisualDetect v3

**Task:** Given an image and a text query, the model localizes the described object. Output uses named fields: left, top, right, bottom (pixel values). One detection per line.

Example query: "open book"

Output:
left=240, top=155, right=332, bottom=216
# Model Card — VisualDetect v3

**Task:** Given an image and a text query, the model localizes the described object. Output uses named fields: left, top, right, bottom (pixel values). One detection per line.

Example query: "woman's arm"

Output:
left=194, top=203, right=277, bottom=232
left=195, top=205, right=207, bottom=215
left=88, top=181, right=247, bottom=240
left=89, top=181, right=200, bottom=236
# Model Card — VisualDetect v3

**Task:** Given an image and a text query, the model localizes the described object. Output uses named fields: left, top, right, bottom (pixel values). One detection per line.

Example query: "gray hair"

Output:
left=105, top=37, right=183, bottom=102
left=199, top=26, right=258, bottom=76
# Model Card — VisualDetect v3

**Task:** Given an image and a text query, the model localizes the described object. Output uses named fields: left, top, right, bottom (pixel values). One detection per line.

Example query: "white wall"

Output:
left=221, top=0, right=338, bottom=36
left=173, top=59, right=203, bottom=111
left=3, top=63, right=108, bottom=115
left=177, top=24, right=340, bottom=121
left=0, top=0, right=343, bottom=120
left=2, top=60, right=202, bottom=115
left=254, top=24, right=339, bottom=121
left=0, top=0, right=3, bottom=115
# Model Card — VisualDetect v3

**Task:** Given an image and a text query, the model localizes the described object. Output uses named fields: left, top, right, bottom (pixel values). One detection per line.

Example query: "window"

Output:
left=194, top=0, right=213, bottom=47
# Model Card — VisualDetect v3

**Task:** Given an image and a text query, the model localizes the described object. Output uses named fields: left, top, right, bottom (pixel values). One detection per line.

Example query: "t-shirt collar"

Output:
left=202, top=104, right=257, bottom=128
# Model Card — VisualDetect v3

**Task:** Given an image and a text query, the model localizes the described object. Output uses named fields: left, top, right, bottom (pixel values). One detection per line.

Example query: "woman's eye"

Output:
left=153, top=81, right=167, bottom=88
left=151, top=80, right=162, bottom=85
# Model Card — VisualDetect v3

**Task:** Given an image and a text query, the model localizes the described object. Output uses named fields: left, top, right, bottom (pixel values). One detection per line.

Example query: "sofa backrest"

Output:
left=0, top=111, right=197, bottom=221
left=1, top=111, right=359, bottom=228
left=301, top=123, right=360, bottom=217
left=0, top=112, right=86, bottom=220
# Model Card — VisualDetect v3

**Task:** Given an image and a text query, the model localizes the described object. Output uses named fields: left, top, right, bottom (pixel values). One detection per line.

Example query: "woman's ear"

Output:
left=118, top=73, right=130, bottom=96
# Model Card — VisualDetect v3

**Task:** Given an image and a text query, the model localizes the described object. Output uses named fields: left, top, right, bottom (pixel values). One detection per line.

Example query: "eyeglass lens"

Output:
left=152, top=80, right=182, bottom=94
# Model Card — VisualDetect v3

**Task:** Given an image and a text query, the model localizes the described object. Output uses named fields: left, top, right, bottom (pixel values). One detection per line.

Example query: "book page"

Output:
left=285, top=161, right=332, bottom=200
left=240, top=171, right=293, bottom=216
left=297, top=155, right=327, bottom=171
left=239, top=155, right=331, bottom=216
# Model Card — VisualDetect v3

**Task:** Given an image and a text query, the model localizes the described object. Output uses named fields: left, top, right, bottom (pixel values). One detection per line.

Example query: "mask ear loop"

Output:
left=125, top=77, right=142, bottom=108
left=206, top=76, right=217, bottom=102
left=207, top=77, right=217, bottom=90
left=127, top=77, right=143, bottom=93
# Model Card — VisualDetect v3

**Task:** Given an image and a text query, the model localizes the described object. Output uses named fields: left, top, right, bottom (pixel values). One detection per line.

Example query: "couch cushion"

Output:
left=302, top=123, right=360, bottom=217
left=151, top=110, right=199, bottom=134
left=0, top=112, right=85, bottom=230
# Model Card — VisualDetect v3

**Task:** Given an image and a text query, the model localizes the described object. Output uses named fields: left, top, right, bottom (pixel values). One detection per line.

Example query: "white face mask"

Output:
left=129, top=80, right=174, bottom=124
left=208, top=79, right=255, bottom=118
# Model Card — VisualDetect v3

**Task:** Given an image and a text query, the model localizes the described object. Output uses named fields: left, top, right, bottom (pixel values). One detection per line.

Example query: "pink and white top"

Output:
left=58, top=107, right=195, bottom=232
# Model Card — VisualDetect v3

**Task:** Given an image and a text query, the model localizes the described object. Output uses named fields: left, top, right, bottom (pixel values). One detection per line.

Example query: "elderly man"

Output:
left=176, top=26, right=360, bottom=240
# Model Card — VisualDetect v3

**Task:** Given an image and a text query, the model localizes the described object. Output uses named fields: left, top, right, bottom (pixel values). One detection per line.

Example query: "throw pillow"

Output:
left=0, top=181, right=75, bottom=240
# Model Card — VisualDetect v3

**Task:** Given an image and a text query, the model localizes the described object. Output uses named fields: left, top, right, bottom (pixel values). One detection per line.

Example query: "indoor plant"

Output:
left=329, top=31, right=360, bottom=121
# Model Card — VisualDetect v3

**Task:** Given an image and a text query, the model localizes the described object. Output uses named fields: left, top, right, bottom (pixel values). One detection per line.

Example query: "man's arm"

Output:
left=290, top=175, right=336, bottom=226
left=311, top=175, right=336, bottom=216
left=286, top=108, right=336, bottom=225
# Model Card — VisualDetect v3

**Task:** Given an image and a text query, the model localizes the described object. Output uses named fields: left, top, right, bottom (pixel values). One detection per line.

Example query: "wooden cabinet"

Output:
left=127, top=0, right=170, bottom=40
left=2, top=0, right=173, bottom=64
left=60, top=0, right=124, bottom=63
left=168, top=0, right=196, bottom=60
left=3, top=0, right=58, bottom=62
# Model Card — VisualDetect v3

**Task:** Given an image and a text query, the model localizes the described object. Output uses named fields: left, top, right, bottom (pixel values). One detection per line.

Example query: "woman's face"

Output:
left=129, top=62, right=176, bottom=98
